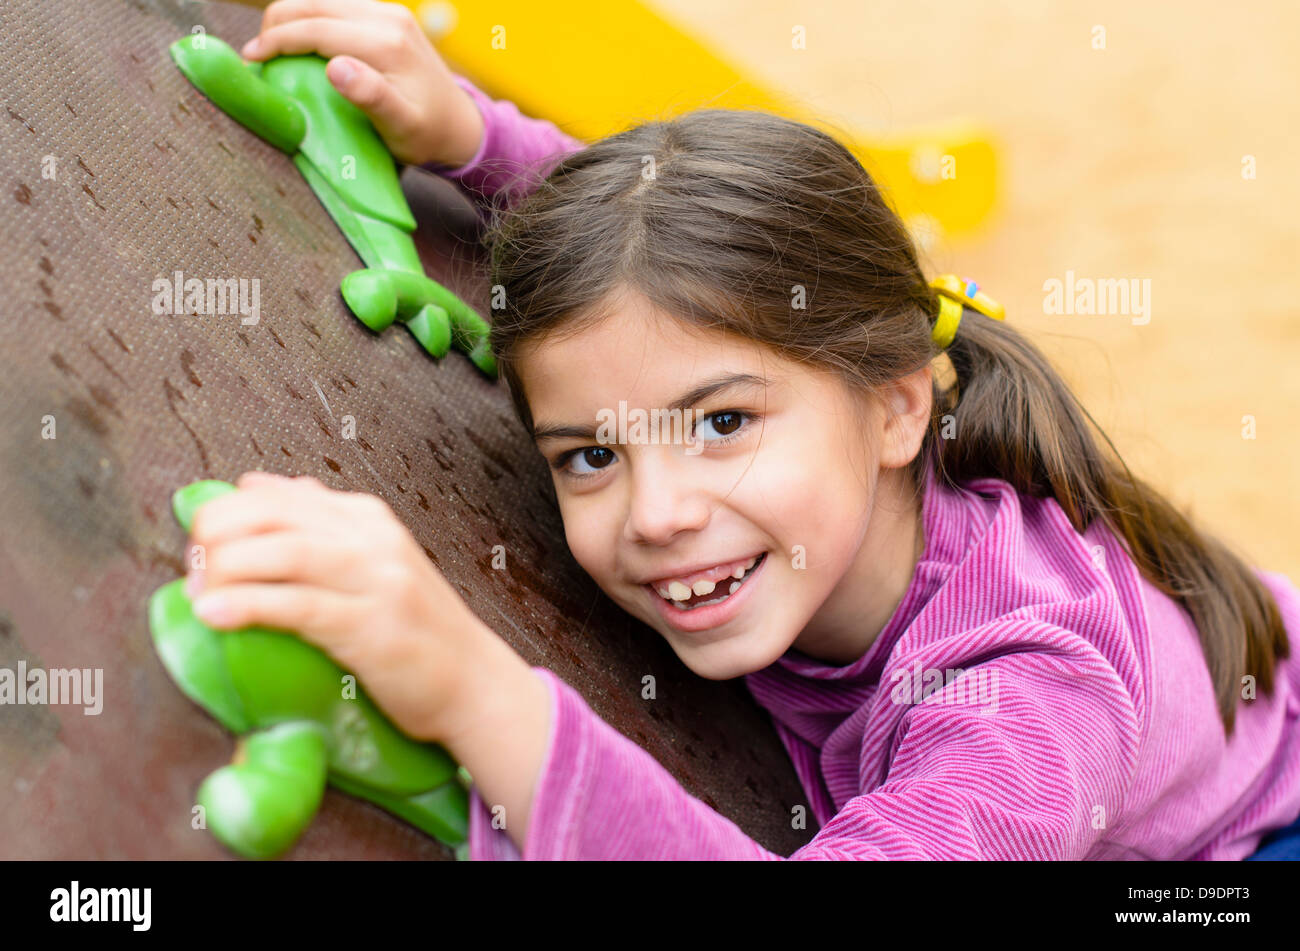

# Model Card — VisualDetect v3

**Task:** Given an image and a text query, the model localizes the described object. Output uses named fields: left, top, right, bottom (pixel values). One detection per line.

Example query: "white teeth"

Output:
left=670, top=580, right=757, bottom=609
left=654, top=553, right=764, bottom=604
left=667, top=580, right=692, bottom=601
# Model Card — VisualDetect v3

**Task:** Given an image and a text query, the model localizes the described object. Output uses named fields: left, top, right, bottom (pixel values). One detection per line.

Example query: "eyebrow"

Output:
left=531, top=372, right=769, bottom=444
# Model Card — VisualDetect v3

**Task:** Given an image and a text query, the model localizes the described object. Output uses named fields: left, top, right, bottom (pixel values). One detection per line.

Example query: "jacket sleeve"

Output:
left=467, top=627, right=1140, bottom=859
left=422, top=75, right=586, bottom=214
left=466, top=667, right=781, bottom=859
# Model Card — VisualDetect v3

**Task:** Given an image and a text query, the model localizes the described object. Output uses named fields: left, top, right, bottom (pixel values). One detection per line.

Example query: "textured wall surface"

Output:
left=0, top=0, right=812, bottom=859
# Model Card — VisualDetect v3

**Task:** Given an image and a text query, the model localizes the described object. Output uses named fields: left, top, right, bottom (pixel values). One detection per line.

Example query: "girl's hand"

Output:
left=240, top=0, right=485, bottom=168
left=185, top=471, right=497, bottom=744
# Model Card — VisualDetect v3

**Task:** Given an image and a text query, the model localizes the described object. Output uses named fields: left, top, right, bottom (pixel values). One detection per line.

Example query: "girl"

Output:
left=188, top=0, right=1300, bottom=859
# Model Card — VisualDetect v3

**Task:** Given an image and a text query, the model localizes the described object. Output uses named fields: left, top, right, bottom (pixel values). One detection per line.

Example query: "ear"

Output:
left=878, top=363, right=933, bottom=469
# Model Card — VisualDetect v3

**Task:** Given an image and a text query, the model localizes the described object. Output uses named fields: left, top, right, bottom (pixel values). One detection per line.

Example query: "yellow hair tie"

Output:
left=929, top=274, right=1005, bottom=348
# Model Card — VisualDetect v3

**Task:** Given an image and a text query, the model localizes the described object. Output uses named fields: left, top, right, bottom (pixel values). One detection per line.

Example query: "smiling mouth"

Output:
left=647, top=552, right=768, bottom=611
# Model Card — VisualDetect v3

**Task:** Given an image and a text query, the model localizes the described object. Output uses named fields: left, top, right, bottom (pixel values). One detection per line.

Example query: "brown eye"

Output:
left=713, top=412, right=742, bottom=435
left=566, top=446, right=615, bottom=476
left=696, top=411, right=746, bottom=442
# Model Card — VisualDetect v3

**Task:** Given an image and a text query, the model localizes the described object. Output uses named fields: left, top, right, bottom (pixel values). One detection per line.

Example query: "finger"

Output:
left=261, top=0, right=410, bottom=34
left=196, top=529, right=366, bottom=594
left=325, top=55, right=420, bottom=130
left=235, top=470, right=291, bottom=489
left=242, top=18, right=396, bottom=64
left=192, top=582, right=360, bottom=642
left=234, top=471, right=329, bottom=492
left=190, top=479, right=345, bottom=548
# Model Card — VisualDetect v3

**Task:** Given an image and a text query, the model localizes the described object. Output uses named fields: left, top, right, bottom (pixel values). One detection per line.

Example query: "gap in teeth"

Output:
left=657, top=553, right=761, bottom=603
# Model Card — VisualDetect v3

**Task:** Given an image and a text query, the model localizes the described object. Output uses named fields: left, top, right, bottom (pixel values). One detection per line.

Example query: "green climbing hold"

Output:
left=198, top=721, right=330, bottom=860
left=169, top=33, right=498, bottom=379
left=148, top=479, right=471, bottom=859
left=171, top=34, right=306, bottom=154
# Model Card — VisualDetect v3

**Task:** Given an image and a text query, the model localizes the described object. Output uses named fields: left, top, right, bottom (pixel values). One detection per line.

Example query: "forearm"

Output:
left=427, top=628, right=776, bottom=860
left=425, top=75, right=585, bottom=209
left=440, top=81, right=487, bottom=169
left=436, top=632, right=552, bottom=854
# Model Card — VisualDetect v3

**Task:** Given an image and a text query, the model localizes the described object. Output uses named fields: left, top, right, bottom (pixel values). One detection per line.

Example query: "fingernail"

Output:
left=241, top=38, right=261, bottom=57
left=193, top=593, right=233, bottom=627
left=185, top=570, right=204, bottom=598
left=331, top=58, right=356, bottom=86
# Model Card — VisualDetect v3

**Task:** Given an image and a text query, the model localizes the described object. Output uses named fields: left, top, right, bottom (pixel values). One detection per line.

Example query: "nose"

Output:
left=622, top=446, right=712, bottom=546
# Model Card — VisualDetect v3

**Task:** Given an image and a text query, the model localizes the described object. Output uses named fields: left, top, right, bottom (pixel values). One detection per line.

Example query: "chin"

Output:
left=670, top=628, right=790, bottom=681
left=619, top=582, right=801, bottom=679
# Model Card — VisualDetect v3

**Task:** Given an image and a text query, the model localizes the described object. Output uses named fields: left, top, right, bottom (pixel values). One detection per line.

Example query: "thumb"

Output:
left=325, top=56, right=415, bottom=136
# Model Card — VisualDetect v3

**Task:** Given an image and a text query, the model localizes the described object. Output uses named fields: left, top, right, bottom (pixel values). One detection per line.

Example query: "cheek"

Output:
left=744, top=442, right=874, bottom=577
left=746, top=447, right=861, bottom=529
left=559, top=506, right=615, bottom=581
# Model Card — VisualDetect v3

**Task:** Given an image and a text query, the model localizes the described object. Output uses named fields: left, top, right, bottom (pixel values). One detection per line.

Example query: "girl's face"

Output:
left=518, top=289, right=933, bottom=679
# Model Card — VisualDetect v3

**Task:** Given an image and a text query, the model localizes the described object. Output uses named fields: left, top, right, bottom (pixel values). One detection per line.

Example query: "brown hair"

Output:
left=481, top=107, right=1288, bottom=736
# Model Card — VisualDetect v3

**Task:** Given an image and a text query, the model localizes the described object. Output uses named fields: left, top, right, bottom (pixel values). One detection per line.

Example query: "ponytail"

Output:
left=915, top=300, right=1290, bottom=736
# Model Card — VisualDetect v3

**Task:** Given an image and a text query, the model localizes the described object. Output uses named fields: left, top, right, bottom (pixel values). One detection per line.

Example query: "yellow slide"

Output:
left=406, top=0, right=997, bottom=245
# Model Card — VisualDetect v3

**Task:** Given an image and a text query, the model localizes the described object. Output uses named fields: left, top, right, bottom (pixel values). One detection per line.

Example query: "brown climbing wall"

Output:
left=0, top=0, right=812, bottom=859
